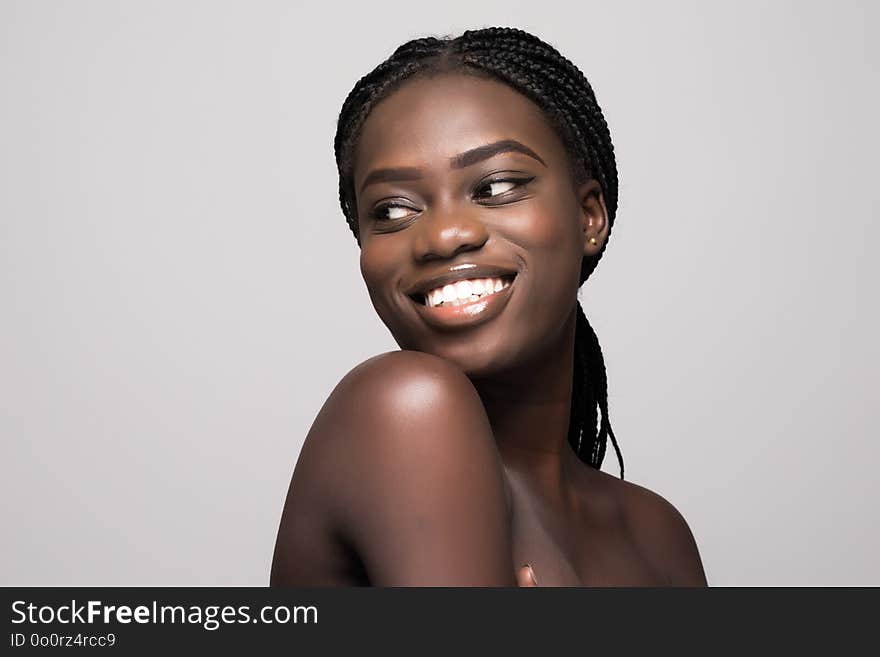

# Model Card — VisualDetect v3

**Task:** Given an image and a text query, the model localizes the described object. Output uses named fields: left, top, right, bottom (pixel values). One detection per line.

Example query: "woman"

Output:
left=271, top=27, right=707, bottom=586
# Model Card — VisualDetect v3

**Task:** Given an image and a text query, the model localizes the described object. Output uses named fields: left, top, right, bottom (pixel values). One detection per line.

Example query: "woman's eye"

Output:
left=487, top=181, right=516, bottom=196
left=475, top=178, right=531, bottom=200
left=385, top=206, right=412, bottom=220
left=372, top=203, right=417, bottom=221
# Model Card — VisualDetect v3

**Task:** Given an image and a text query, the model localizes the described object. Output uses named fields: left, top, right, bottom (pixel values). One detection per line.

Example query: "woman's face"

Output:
left=353, top=72, right=609, bottom=378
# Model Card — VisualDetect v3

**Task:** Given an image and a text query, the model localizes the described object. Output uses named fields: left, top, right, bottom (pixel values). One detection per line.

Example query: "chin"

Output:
left=399, top=334, right=522, bottom=381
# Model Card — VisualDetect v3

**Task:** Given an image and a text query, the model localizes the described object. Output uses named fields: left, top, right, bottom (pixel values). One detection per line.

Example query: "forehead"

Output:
left=353, top=72, right=567, bottom=173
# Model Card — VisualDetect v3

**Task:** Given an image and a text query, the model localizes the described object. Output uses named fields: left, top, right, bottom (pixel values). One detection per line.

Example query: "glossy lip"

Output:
left=410, top=275, right=517, bottom=332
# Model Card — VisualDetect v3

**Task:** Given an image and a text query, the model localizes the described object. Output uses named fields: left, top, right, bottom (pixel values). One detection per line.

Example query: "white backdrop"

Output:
left=2, top=0, right=877, bottom=585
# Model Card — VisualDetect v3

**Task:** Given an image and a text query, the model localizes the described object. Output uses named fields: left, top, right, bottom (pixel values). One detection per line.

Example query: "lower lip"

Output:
left=412, top=277, right=517, bottom=331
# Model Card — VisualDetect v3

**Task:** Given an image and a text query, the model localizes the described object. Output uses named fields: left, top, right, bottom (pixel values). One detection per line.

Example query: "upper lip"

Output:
left=405, top=263, right=518, bottom=302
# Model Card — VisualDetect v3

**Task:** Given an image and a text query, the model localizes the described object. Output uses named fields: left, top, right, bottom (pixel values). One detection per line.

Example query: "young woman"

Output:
left=271, top=27, right=707, bottom=586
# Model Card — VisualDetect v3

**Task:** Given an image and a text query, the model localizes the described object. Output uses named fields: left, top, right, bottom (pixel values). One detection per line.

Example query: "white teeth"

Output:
left=424, top=276, right=513, bottom=308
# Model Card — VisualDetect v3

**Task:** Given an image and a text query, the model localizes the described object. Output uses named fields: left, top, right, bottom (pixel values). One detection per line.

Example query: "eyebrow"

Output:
left=359, top=139, right=546, bottom=194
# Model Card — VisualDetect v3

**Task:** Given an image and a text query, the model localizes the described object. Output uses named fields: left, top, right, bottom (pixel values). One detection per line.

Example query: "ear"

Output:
left=577, top=179, right=609, bottom=258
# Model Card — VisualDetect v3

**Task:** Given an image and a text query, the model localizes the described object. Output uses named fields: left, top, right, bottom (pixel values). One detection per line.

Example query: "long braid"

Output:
left=334, top=27, right=625, bottom=478
left=575, top=302, right=624, bottom=478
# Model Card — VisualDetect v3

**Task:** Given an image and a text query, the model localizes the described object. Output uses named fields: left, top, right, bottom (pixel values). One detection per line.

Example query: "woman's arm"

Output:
left=273, top=350, right=517, bottom=586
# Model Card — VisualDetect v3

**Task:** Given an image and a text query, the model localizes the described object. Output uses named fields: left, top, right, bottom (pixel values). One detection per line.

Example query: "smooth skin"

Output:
left=271, top=73, right=707, bottom=586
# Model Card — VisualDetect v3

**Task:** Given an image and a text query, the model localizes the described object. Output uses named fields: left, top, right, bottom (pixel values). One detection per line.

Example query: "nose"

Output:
left=411, top=204, right=490, bottom=262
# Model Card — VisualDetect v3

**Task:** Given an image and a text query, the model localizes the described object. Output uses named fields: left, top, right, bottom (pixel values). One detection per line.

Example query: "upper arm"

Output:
left=626, top=484, right=708, bottom=587
left=285, top=350, right=516, bottom=586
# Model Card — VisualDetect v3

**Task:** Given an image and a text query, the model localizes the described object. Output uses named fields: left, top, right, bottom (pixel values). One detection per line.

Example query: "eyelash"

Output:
left=370, top=176, right=535, bottom=222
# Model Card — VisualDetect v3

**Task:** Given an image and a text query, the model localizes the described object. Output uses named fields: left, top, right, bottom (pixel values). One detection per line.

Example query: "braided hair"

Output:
left=333, top=27, right=624, bottom=479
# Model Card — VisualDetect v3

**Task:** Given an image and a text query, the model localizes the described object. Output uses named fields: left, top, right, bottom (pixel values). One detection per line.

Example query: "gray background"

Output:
left=2, top=0, right=877, bottom=585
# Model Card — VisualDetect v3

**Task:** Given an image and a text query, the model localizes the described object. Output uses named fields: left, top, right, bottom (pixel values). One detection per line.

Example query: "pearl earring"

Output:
left=589, top=237, right=597, bottom=245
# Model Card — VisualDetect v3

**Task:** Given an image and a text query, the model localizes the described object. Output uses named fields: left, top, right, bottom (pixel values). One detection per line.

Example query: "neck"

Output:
left=470, top=305, right=584, bottom=498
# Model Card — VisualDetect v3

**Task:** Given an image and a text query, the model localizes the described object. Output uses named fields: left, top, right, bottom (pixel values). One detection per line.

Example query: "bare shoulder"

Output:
left=593, top=469, right=708, bottom=586
left=317, top=349, right=499, bottom=460
left=315, top=348, right=508, bottom=512
left=332, top=349, right=487, bottom=417
left=286, top=349, right=501, bottom=492
left=273, top=349, right=514, bottom=586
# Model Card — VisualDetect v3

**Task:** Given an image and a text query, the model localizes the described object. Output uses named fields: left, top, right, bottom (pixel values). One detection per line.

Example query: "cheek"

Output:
left=502, top=198, right=583, bottom=342
left=359, top=241, right=396, bottom=295
left=506, top=198, right=583, bottom=276
left=358, top=238, right=410, bottom=329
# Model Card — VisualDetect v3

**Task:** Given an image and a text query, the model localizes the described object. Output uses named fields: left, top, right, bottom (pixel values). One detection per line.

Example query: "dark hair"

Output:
left=333, top=27, right=624, bottom=479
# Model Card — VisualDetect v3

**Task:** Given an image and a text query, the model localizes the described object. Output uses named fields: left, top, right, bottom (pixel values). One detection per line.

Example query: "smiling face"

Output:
left=352, top=72, right=610, bottom=379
